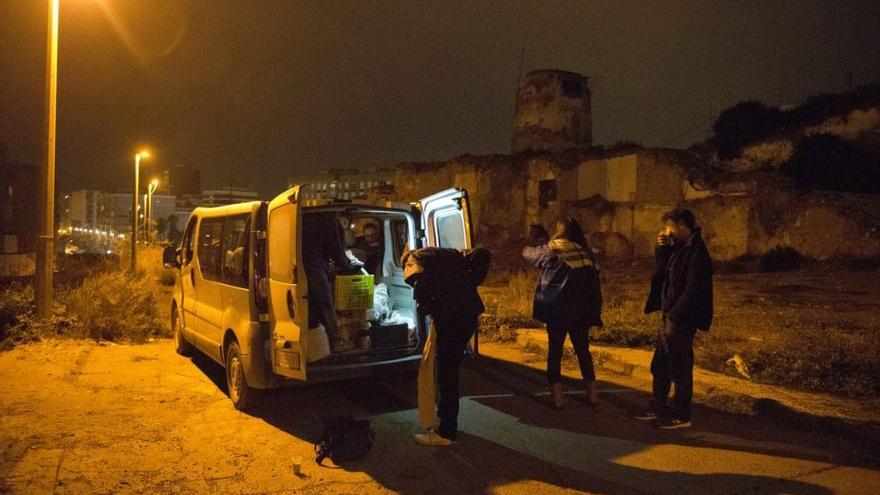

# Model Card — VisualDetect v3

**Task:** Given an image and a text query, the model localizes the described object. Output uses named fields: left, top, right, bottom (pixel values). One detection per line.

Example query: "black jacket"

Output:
left=401, top=247, right=489, bottom=322
left=644, top=230, right=714, bottom=331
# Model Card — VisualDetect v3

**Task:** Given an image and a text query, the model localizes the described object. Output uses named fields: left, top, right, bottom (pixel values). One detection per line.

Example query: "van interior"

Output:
left=304, top=208, right=422, bottom=365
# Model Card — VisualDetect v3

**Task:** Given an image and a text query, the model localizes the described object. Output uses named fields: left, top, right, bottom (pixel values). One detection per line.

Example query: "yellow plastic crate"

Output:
left=334, top=274, right=375, bottom=310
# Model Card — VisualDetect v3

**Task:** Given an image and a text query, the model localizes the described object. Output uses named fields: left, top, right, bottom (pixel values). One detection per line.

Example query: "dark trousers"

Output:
left=546, top=324, right=596, bottom=384
left=305, top=265, right=342, bottom=343
left=650, top=327, right=696, bottom=420
left=435, top=316, right=477, bottom=441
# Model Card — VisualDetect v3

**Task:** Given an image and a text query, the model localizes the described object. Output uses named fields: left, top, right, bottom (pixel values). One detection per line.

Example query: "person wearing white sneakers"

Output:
left=402, top=247, right=490, bottom=446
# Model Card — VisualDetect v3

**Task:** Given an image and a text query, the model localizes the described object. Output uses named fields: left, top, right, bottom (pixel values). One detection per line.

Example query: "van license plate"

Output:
left=277, top=350, right=300, bottom=371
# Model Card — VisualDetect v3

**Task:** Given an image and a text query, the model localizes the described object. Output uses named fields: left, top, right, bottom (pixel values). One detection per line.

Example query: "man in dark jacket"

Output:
left=636, top=208, right=713, bottom=429
left=302, top=213, right=358, bottom=353
left=402, top=247, right=490, bottom=446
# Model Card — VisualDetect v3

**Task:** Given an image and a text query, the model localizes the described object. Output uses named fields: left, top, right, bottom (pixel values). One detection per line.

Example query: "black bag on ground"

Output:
left=315, top=416, right=375, bottom=465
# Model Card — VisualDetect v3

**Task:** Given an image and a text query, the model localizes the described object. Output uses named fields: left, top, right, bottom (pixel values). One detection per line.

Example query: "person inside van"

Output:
left=303, top=212, right=356, bottom=353
left=354, top=222, right=381, bottom=275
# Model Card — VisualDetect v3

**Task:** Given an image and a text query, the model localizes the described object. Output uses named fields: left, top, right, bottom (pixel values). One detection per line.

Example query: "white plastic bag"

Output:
left=373, top=283, right=392, bottom=320
left=306, top=324, right=331, bottom=363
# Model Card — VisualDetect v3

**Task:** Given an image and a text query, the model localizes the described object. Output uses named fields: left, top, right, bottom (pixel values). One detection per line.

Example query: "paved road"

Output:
left=1, top=340, right=878, bottom=494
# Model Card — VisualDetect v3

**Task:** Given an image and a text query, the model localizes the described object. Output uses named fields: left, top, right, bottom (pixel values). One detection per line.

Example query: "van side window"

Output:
left=222, top=214, right=250, bottom=288
left=436, top=210, right=466, bottom=249
left=182, top=217, right=197, bottom=265
left=197, top=219, right=224, bottom=282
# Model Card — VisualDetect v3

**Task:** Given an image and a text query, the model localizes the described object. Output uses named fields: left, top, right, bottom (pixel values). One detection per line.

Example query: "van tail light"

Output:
left=253, top=238, right=269, bottom=312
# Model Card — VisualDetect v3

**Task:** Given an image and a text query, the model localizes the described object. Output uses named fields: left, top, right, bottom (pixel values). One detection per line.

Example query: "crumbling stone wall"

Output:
left=396, top=148, right=880, bottom=263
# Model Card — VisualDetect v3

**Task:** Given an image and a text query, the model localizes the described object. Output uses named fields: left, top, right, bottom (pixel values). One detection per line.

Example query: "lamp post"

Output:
left=35, top=0, right=60, bottom=318
left=147, top=179, right=158, bottom=244
left=131, top=150, right=149, bottom=272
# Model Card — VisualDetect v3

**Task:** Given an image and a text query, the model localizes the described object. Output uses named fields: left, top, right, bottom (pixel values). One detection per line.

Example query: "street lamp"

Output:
left=147, top=179, right=158, bottom=244
left=35, top=0, right=59, bottom=318
left=131, top=150, right=150, bottom=272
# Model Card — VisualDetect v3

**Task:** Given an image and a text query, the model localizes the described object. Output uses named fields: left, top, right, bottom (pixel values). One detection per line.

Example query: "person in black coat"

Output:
left=402, top=246, right=490, bottom=446
left=636, top=208, right=713, bottom=429
left=523, top=217, right=603, bottom=409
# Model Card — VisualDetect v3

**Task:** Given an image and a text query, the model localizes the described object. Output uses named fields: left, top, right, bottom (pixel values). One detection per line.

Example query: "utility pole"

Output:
left=36, top=0, right=59, bottom=318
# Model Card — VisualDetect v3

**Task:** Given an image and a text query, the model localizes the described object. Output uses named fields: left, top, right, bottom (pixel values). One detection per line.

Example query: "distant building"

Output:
left=286, top=168, right=395, bottom=200
left=109, top=192, right=134, bottom=235
left=161, top=163, right=201, bottom=196
left=65, top=190, right=114, bottom=231
left=200, top=185, right=260, bottom=207
left=0, top=161, right=38, bottom=254
left=512, top=69, right=592, bottom=153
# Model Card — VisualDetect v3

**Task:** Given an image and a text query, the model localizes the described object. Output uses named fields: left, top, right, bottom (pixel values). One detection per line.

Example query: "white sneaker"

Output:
left=414, top=430, right=454, bottom=446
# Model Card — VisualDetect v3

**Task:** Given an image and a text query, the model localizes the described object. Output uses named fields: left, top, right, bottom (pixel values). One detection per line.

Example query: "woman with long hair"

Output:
left=523, top=217, right=603, bottom=408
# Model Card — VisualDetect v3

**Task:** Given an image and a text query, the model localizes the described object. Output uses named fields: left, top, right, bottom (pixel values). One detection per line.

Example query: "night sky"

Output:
left=2, top=1, right=879, bottom=198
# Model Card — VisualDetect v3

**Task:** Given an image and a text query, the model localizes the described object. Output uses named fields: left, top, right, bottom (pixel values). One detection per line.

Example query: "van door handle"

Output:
left=190, top=270, right=195, bottom=287
left=286, top=290, right=296, bottom=319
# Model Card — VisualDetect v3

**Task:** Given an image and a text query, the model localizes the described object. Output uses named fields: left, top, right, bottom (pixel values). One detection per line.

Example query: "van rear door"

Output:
left=416, top=188, right=473, bottom=250
left=415, top=188, right=478, bottom=352
left=266, top=186, right=308, bottom=380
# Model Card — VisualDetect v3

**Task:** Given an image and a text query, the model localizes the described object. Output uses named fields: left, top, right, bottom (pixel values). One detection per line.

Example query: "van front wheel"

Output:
left=172, top=306, right=194, bottom=356
left=225, top=341, right=258, bottom=410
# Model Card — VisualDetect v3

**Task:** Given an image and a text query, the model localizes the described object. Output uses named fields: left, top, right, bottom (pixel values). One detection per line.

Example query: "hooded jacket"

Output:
left=523, top=239, right=603, bottom=328
left=401, top=247, right=489, bottom=322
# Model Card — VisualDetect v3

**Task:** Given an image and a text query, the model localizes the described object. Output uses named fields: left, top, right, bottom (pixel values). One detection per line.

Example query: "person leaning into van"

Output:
left=634, top=208, right=713, bottom=430
left=302, top=212, right=359, bottom=353
left=523, top=217, right=603, bottom=409
left=402, top=246, right=490, bottom=446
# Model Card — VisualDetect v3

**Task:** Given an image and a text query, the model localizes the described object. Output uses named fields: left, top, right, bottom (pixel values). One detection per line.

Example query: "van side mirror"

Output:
left=163, top=245, right=181, bottom=269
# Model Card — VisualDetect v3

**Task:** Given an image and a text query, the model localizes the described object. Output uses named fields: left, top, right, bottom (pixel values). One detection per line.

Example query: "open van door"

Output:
left=266, top=186, right=308, bottom=381
left=416, top=188, right=473, bottom=250
left=415, top=188, right=479, bottom=354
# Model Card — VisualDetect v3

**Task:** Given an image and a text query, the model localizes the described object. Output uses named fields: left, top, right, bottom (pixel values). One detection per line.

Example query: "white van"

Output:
left=163, top=186, right=473, bottom=410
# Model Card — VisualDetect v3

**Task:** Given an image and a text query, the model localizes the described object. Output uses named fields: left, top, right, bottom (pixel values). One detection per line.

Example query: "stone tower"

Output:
left=512, top=70, right=592, bottom=153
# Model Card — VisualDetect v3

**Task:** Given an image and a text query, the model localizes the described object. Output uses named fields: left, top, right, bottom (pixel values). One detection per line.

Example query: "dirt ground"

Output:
left=2, top=338, right=879, bottom=494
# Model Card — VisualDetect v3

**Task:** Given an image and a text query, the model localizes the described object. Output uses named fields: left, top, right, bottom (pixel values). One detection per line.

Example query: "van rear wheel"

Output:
left=172, top=305, right=194, bottom=356
left=225, top=340, right=258, bottom=410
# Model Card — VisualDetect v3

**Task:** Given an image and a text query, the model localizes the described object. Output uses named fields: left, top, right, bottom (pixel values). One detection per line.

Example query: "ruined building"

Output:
left=512, top=70, right=592, bottom=153
left=393, top=70, right=880, bottom=263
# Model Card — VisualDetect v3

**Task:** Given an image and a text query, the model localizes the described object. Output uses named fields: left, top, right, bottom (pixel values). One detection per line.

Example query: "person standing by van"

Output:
left=523, top=217, right=603, bottom=409
left=402, top=246, right=490, bottom=446
left=302, top=213, right=355, bottom=353
left=635, top=208, right=713, bottom=429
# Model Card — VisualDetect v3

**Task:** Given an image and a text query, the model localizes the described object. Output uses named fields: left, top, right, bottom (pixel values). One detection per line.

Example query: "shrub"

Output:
left=758, top=246, right=804, bottom=273
left=780, top=134, right=880, bottom=194
left=62, top=271, right=168, bottom=342
left=711, top=101, right=784, bottom=159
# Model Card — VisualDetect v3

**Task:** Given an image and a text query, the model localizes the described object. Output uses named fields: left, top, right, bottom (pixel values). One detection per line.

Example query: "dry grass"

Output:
left=0, top=244, right=173, bottom=348
left=485, top=261, right=880, bottom=397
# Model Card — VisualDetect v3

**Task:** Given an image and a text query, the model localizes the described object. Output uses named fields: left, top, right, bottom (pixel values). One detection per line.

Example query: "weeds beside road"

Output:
left=0, top=246, right=173, bottom=349
left=482, top=259, right=880, bottom=398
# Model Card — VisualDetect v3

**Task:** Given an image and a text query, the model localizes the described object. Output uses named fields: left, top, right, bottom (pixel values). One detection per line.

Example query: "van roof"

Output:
left=192, top=201, right=262, bottom=218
